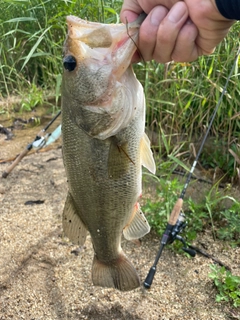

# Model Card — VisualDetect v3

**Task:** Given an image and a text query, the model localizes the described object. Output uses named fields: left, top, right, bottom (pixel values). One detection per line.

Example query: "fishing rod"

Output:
left=144, top=46, right=240, bottom=290
left=2, top=110, right=61, bottom=178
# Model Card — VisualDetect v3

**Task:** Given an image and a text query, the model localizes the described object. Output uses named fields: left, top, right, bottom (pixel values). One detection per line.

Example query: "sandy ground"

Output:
left=0, top=135, right=240, bottom=319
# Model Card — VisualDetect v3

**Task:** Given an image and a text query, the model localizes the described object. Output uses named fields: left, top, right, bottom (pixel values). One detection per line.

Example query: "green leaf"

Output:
left=168, top=155, right=190, bottom=172
left=5, top=17, right=37, bottom=23
left=20, top=26, right=52, bottom=71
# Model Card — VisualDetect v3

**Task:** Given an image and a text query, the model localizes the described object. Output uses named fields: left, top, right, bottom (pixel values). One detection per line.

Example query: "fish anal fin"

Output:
left=62, top=192, right=87, bottom=246
left=92, top=251, right=140, bottom=291
left=123, top=203, right=150, bottom=240
left=140, top=132, right=156, bottom=174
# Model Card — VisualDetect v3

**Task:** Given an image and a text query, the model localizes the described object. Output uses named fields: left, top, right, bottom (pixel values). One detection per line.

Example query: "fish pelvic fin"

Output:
left=140, top=132, right=156, bottom=174
left=123, top=203, right=150, bottom=240
left=62, top=192, right=87, bottom=246
left=92, top=252, right=140, bottom=291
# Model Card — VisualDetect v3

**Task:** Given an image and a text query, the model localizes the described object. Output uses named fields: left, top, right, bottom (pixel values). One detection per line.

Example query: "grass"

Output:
left=142, top=172, right=240, bottom=249
left=0, top=0, right=122, bottom=106
left=209, top=265, right=240, bottom=308
left=1, top=0, right=239, bottom=234
left=0, top=1, right=239, bottom=146
left=1, top=1, right=239, bottom=223
left=137, top=45, right=240, bottom=178
left=0, top=0, right=240, bottom=309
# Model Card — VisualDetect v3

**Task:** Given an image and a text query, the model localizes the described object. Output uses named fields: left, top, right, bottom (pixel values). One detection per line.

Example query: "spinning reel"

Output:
left=168, top=212, right=196, bottom=257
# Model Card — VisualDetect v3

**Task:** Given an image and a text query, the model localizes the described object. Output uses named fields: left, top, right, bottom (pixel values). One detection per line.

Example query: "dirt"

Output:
left=0, top=122, right=240, bottom=320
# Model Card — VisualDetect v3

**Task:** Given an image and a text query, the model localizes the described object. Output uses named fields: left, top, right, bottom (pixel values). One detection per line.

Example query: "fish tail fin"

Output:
left=92, top=252, right=140, bottom=291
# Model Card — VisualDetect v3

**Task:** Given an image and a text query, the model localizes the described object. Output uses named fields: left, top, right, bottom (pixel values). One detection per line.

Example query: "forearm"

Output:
left=215, top=0, right=240, bottom=20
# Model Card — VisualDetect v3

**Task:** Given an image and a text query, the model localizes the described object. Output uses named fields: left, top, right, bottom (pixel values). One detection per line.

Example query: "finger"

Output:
left=120, top=0, right=179, bottom=23
left=120, top=10, right=139, bottom=24
left=120, top=0, right=143, bottom=23
left=138, top=6, right=169, bottom=61
left=152, top=2, right=189, bottom=63
left=121, top=0, right=178, bottom=17
left=185, top=1, right=235, bottom=55
left=171, top=20, right=199, bottom=62
left=196, top=22, right=234, bottom=56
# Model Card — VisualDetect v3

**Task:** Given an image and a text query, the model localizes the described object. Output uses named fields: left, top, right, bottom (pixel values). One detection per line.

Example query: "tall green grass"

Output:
left=0, top=0, right=122, bottom=98
left=135, top=23, right=240, bottom=180
left=0, top=0, right=239, bottom=179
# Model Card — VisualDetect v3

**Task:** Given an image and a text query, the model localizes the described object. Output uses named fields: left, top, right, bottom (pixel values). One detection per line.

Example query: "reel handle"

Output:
left=182, top=247, right=196, bottom=257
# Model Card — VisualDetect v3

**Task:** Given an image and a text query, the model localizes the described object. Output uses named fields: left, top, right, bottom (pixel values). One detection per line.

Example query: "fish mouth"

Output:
left=64, top=15, right=144, bottom=78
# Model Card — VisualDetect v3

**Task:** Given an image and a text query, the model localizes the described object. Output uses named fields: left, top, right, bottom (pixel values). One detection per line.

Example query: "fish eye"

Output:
left=63, top=55, right=77, bottom=71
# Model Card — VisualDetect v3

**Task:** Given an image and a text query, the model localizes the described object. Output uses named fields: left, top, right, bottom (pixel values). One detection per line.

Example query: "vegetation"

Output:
left=0, top=0, right=240, bottom=307
left=1, top=0, right=239, bottom=235
left=0, top=0, right=122, bottom=105
left=1, top=0, right=239, bottom=175
left=142, top=174, right=240, bottom=246
left=209, top=265, right=240, bottom=308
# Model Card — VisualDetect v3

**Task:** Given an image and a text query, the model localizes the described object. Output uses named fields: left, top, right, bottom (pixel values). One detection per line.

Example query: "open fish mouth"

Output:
left=63, top=14, right=146, bottom=79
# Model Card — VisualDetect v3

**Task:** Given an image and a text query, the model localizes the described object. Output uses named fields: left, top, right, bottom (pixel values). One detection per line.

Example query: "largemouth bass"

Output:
left=61, top=13, right=156, bottom=291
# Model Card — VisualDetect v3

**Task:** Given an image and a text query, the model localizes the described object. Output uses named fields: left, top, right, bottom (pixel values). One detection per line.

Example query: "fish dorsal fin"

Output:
left=123, top=204, right=150, bottom=240
left=62, top=192, right=88, bottom=246
left=140, top=132, right=156, bottom=174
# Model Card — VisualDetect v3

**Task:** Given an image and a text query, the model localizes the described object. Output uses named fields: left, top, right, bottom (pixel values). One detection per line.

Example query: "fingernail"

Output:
left=150, top=6, right=168, bottom=26
left=168, top=3, right=186, bottom=23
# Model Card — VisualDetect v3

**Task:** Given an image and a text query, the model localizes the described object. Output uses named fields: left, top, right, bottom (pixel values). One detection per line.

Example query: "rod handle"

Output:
left=143, top=266, right=156, bottom=289
left=168, top=198, right=183, bottom=226
left=2, top=147, right=30, bottom=178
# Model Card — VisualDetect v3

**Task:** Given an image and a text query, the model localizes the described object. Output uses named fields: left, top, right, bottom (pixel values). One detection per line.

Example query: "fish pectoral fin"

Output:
left=92, top=251, right=140, bottom=291
left=140, top=132, right=156, bottom=174
left=62, top=192, right=87, bottom=246
left=108, top=137, right=132, bottom=179
left=123, top=204, right=150, bottom=240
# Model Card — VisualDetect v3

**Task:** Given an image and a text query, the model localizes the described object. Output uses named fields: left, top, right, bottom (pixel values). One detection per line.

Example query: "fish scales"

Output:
left=61, top=14, right=156, bottom=291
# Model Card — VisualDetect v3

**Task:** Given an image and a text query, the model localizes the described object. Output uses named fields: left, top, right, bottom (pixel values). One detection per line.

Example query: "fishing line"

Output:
left=125, top=12, right=147, bottom=63
left=144, top=45, right=240, bottom=289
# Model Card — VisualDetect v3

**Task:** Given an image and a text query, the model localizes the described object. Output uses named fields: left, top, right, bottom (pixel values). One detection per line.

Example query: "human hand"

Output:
left=120, top=0, right=235, bottom=63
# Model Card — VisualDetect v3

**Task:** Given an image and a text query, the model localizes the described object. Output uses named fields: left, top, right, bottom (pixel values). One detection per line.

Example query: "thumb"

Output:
left=120, top=0, right=143, bottom=23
